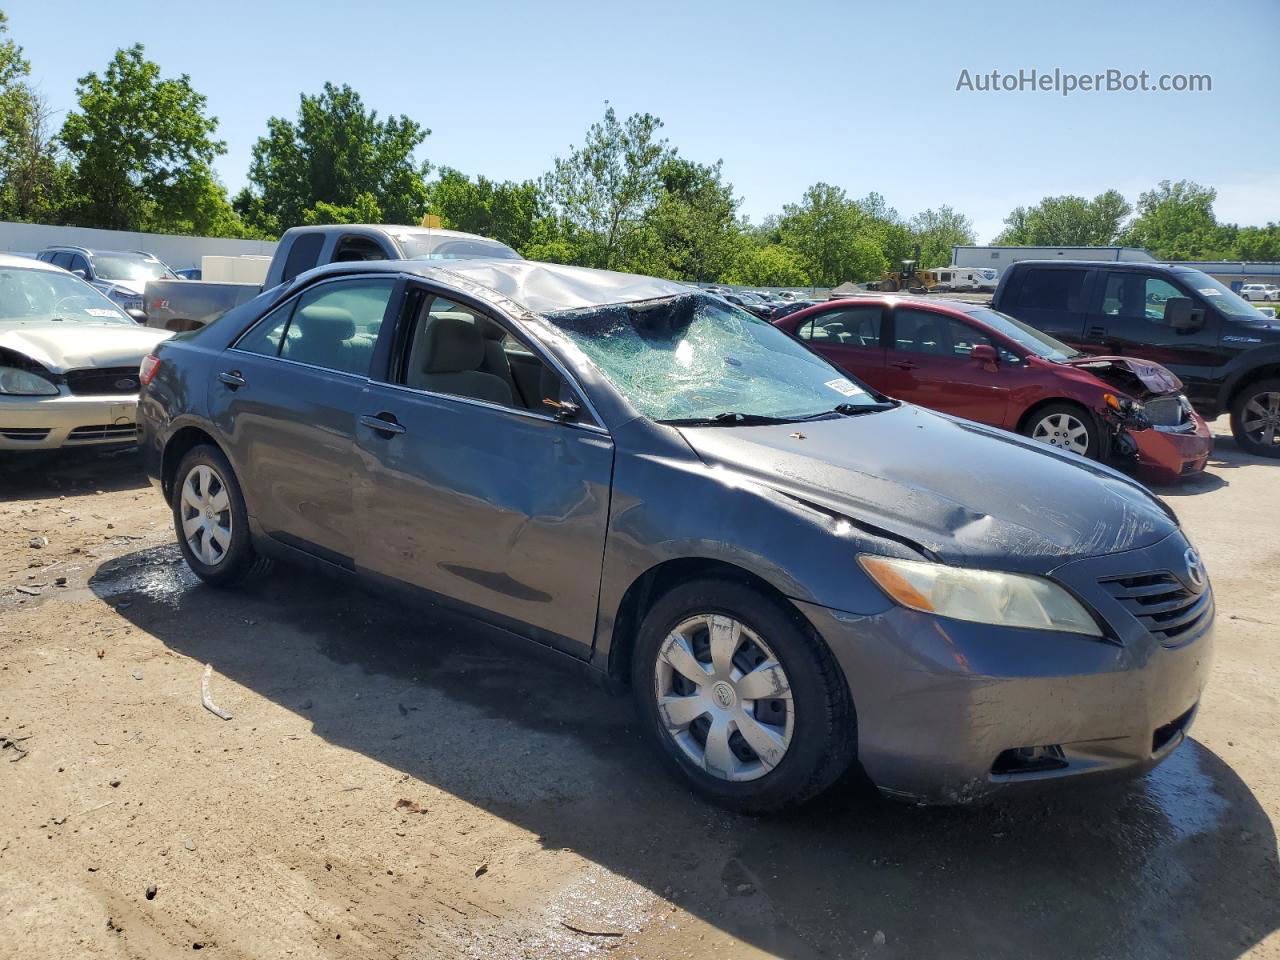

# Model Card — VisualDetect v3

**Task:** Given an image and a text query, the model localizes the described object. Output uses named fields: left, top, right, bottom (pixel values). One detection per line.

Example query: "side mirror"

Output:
left=1164, top=297, right=1204, bottom=331
left=71, top=269, right=87, bottom=280
left=125, top=308, right=147, bottom=324
left=971, top=343, right=998, bottom=370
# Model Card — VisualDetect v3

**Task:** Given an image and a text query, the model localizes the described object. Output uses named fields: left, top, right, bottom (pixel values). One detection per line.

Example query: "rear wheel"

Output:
left=1230, top=379, right=1280, bottom=458
left=171, top=444, right=263, bottom=585
left=631, top=579, right=855, bottom=813
left=1023, top=402, right=1101, bottom=460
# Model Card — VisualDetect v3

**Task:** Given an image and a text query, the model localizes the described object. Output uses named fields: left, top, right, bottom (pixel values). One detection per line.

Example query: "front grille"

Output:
left=0, top=427, right=51, bottom=441
left=65, top=367, right=141, bottom=396
left=1100, top=572, right=1212, bottom=645
left=65, top=423, right=136, bottom=443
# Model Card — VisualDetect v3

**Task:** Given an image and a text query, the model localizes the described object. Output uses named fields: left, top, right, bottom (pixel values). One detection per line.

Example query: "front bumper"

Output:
left=1132, top=418, right=1214, bottom=481
left=798, top=531, right=1214, bottom=803
left=0, top=393, right=139, bottom=450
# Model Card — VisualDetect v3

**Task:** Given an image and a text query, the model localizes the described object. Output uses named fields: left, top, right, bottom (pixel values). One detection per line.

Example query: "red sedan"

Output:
left=773, top=296, right=1213, bottom=481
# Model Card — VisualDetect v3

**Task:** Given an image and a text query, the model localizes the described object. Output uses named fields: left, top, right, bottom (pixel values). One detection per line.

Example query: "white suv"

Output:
left=1241, top=283, right=1280, bottom=302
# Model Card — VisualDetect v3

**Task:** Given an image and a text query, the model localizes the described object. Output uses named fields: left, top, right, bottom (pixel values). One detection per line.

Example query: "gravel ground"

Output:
left=1, top=421, right=1277, bottom=959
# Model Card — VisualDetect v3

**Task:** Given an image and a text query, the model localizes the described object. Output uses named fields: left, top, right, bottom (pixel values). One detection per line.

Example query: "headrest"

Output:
left=297, top=304, right=355, bottom=341
left=421, top=315, right=485, bottom=373
left=480, top=319, right=507, bottom=341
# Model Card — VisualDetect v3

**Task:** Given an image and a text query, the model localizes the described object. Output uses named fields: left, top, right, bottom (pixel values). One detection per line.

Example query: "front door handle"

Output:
left=359, top=413, right=406, bottom=436
left=891, top=360, right=917, bottom=370
left=218, top=370, right=247, bottom=388
left=1087, top=325, right=1108, bottom=339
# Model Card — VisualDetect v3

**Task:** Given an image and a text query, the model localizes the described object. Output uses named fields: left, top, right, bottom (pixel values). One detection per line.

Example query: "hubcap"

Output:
left=1032, top=412, right=1090, bottom=455
left=179, top=464, right=232, bottom=566
left=653, top=614, right=794, bottom=782
left=1241, top=391, right=1280, bottom=448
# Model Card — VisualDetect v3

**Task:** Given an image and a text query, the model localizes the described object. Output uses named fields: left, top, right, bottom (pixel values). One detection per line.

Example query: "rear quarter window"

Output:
left=1016, top=268, right=1089, bottom=312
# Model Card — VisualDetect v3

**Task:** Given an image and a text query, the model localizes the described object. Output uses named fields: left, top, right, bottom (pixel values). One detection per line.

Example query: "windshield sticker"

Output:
left=825, top=378, right=865, bottom=397
left=85, top=308, right=121, bottom=317
left=1199, top=288, right=1221, bottom=296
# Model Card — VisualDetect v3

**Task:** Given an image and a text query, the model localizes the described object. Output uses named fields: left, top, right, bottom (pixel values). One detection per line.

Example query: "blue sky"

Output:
left=10, top=0, right=1279, bottom=242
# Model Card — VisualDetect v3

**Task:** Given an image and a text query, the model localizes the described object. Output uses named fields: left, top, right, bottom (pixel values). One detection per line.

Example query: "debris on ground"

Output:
left=395, top=798, right=428, bottom=814
left=560, top=920, right=625, bottom=938
left=1, top=734, right=30, bottom=762
left=474, top=861, right=489, bottom=878
left=873, top=930, right=887, bottom=946
left=200, top=664, right=233, bottom=721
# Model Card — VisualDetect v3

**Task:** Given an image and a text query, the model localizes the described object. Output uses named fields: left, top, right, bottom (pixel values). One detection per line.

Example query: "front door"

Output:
left=209, top=274, right=397, bottom=567
left=354, top=285, right=614, bottom=656
left=1088, top=272, right=1223, bottom=404
left=880, top=307, right=1013, bottom=426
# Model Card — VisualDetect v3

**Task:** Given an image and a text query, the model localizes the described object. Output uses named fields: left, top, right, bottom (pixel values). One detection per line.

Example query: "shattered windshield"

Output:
left=545, top=293, right=883, bottom=422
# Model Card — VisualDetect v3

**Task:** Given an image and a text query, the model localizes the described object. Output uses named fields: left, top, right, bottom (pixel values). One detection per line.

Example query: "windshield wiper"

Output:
left=831, top=401, right=897, bottom=416
left=659, top=412, right=805, bottom=426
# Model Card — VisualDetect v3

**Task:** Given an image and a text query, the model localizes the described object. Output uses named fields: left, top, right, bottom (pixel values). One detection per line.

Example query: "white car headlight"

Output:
left=0, top=366, right=59, bottom=396
left=859, top=554, right=1102, bottom=637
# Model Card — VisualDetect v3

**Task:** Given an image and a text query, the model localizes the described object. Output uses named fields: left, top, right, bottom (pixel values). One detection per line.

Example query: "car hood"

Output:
left=0, top=322, right=171, bottom=372
left=676, top=405, right=1175, bottom=575
left=1060, top=355, right=1182, bottom=397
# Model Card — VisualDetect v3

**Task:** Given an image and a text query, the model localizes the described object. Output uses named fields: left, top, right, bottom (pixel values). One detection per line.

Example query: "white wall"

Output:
left=0, top=221, right=277, bottom=270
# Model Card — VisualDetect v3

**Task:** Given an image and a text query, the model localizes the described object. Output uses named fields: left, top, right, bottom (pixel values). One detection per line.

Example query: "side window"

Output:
left=50, top=252, right=73, bottom=269
left=69, top=254, right=90, bottom=276
left=1017, top=268, right=1089, bottom=311
left=279, top=232, right=326, bottom=283
left=895, top=309, right=993, bottom=357
left=798, top=307, right=882, bottom=347
left=398, top=291, right=564, bottom=414
left=236, top=278, right=394, bottom=377
left=1101, top=275, right=1184, bottom=323
left=333, top=235, right=390, bottom=262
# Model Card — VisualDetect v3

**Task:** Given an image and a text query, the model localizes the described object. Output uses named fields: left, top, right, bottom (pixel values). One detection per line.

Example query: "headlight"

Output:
left=0, top=366, right=59, bottom=396
left=859, top=554, right=1102, bottom=637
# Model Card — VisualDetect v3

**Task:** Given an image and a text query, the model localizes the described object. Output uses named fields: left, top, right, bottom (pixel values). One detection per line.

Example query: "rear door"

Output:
left=353, top=281, right=614, bottom=657
left=880, top=307, right=1013, bottom=425
left=1003, top=266, right=1093, bottom=346
left=793, top=305, right=887, bottom=389
left=209, top=274, right=398, bottom=567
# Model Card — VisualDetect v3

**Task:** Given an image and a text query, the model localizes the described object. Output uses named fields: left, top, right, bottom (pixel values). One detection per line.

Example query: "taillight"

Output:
left=139, top=354, right=161, bottom=386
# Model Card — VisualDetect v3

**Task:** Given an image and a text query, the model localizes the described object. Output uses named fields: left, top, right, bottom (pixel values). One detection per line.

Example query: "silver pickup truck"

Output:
left=144, top=225, right=521, bottom=332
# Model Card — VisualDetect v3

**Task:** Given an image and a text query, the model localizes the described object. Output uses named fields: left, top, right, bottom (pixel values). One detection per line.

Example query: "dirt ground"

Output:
left=1, top=421, right=1278, bottom=960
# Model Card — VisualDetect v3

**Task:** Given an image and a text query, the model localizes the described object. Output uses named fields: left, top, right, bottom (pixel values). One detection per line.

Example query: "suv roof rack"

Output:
left=43, top=244, right=93, bottom=256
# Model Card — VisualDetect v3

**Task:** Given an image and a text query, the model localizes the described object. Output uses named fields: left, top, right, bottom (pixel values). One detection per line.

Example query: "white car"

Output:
left=1241, top=283, right=1280, bottom=302
left=0, top=255, right=171, bottom=450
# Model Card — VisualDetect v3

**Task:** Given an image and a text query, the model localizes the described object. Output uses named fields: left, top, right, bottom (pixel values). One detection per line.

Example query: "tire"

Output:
left=631, top=578, right=855, bottom=813
left=1022, top=402, right=1102, bottom=461
left=1230, top=378, right=1280, bottom=459
left=171, top=444, right=264, bottom=585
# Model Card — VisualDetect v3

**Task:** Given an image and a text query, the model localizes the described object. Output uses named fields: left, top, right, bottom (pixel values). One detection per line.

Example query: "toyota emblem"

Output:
left=1184, top=547, right=1206, bottom=589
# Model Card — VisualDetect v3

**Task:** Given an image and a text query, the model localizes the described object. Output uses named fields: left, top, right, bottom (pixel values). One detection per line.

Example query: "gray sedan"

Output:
left=136, top=258, right=1213, bottom=810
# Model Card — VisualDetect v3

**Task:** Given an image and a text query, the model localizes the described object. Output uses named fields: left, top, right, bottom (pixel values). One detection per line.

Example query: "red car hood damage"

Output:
left=1063, top=355, right=1182, bottom=398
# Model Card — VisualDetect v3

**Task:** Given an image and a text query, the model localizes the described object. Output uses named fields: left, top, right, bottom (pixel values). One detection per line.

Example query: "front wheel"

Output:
left=631, top=579, right=856, bottom=813
left=171, top=444, right=264, bottom=585
left=1023, top=402, right=1102, bottom=460
left=1230, top=379, right=1280, bottom=458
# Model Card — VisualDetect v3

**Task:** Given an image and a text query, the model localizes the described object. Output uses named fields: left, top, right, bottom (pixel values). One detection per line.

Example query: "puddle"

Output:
left=90, top=544, right=197, bottom=606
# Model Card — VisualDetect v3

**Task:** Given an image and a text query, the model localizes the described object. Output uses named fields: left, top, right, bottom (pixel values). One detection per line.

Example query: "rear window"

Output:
left=1016, top=268, right=1089, bottom=312
left=280, top=233, right=326, bottom=283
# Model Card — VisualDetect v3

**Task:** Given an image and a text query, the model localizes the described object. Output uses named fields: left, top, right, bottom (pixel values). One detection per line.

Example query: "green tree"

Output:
left=726, top=244, right=811, bottom=287
left=60, top=44, right=231, bottom=233
left=0, top=13, right=70, bottom=223
left=1228, top=223, right=1280, bottom=261
left=236, top=82, right=430, bottom=235
left=994, top=190, right=1131, bottom=246
left=910, top=205, right=976, bottom=268
left=627, top=157, right=743, bottom=281
left=429, top=167, right=542, bottom=251
left=778, top=183, right=886, bottom=285
left=1119, top=180, right=1230, bottom=259
left=542, top=105, right=672, bottom=269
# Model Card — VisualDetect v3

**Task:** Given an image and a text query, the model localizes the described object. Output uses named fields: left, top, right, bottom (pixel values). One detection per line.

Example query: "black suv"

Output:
left=36, top=246, right=175, bottom=320
left=992, top=260, right=1280, bottom=457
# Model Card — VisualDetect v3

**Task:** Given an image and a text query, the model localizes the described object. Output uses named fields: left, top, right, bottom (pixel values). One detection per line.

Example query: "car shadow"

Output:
left=0, top=446, right=151, bottom=502
left=90, top=548, right=1280, bottom=960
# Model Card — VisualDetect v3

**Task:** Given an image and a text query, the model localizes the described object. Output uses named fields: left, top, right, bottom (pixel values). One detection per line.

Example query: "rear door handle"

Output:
left=218, top=370, right=246, bottom=388
left=891, top=360, right=917, bottom=370
left=359, top=413, right=406, bottom=436
left=1087, top=325, right=1108, bottom=339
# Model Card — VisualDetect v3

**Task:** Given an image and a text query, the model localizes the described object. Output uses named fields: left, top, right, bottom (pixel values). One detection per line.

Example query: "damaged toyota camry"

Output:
left=137, top=259, right=1214, bottom=811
